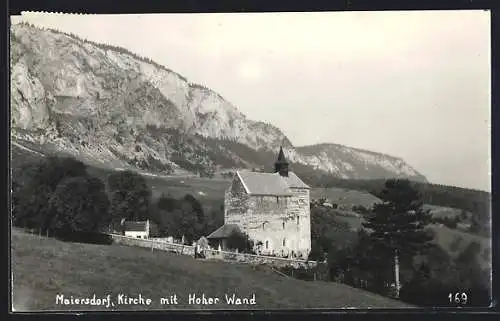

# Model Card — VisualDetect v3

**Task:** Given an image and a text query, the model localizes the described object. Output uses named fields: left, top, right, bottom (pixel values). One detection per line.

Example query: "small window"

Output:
left=282, top=238, right=286, bottom=246
left=265, top=241, right=269, bottom=249
left=297, top=216, right=299, bottom=225
left=137, top=236, right=141, bottom=239
left=262, top=222, right=265, bottom=231
left=276, top=196, right=279, bottom=204
left=282, top=221, right=285, bottom=229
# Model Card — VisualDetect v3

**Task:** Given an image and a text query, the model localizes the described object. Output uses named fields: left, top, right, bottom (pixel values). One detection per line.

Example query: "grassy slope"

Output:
left=309, top=187, right=490, bottom=269
left=430, top=225, right=491, bottom=268
left=312, top=187, right=469, bottom=219
left=11, top=229, right=412, bottom=311
left=311, top=187, right=381, bottom=208
left=422, top=204, right=467, bottom=219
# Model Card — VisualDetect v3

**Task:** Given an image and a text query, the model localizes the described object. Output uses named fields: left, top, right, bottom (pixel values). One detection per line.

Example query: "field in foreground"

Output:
left=11, top=228, right=413, bottom=311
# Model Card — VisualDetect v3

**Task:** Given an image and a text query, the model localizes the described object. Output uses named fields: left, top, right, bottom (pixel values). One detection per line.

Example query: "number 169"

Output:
left=448, top=292, right=468, bottom=305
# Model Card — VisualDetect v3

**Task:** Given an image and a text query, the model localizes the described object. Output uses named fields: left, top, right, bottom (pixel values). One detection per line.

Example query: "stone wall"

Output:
left=223, top=175, right=311, bottom=259
left=224, top=175, right=250, bottom=221
left=109, top=234, right=316, bottom=269
left=289, top=188, right=311, bottom=257
left=203, top=248, right=318, bottom=269
left=245, top=194, right=304, bottom=258
left=110, top=234, right=195, bottom=256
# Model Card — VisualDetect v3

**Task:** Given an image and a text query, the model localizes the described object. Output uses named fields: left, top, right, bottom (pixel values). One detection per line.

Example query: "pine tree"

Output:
left=362, top=179, right=433, bottom=298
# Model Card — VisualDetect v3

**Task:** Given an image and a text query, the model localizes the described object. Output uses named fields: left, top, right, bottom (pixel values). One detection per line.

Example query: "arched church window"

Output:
left=282, top=221, right=285, bottom=229
left=265, top=241, right=269, bottom=249
left=297, top=216, right=299, bottom=225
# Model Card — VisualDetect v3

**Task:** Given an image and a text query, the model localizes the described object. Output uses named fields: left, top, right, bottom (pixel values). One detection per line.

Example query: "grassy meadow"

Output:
left=310, top=187, right=381, bottom=208
left=11, top=228, right=413, bottom=311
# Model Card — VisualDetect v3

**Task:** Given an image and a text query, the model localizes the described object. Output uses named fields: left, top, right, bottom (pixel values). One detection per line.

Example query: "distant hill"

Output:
left=11, top=22, right=426, bottom=182
left=315, top=177, right=490, bottom=229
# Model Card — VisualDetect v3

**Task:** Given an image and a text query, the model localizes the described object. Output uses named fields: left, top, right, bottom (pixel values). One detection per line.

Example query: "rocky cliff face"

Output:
left=10, top=23, right=426, bottom=182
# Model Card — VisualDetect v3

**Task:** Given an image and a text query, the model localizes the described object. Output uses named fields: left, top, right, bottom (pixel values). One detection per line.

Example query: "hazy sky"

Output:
left=12, top=11, right=491, bottom=191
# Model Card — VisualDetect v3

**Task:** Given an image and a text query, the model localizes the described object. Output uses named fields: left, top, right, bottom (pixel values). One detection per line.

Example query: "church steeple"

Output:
left=274, top=146, right=289, bottom=177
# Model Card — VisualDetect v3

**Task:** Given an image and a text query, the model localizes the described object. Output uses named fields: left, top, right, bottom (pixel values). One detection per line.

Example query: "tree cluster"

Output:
left=308, top=204, right=356, bottom=262
left=352, top=205, right=369, bottom=214
left=12, top=156, right=222, bottom=245
left=304, top=179, right=491, bottom=307
left=325, top=230, right=490, bottom=306
left=150, top=193, right=224, bottom=245
left=106, top=169, right=153, bottom=230
left=12, top=157, right=109, bottom=240
left=431, top=215, right=461, bottom=229
left=399, top=241, right=490, bottom=306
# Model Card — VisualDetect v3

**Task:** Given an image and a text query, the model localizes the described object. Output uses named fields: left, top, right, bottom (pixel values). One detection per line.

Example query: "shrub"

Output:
left=352, top=205, right=369, bottom=214
left=226, top=230, right=255, bottom=254
left=279, top=263, right=329, bottom=282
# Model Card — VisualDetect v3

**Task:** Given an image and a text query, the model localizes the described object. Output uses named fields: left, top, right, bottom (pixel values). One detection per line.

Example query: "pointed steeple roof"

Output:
left=274, top=146, right=289, bottom=177
left=276, top=146, right=288, bottom=164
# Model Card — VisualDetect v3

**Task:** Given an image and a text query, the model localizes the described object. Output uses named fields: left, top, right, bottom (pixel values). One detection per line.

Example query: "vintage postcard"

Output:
left=10, top=10, right=492, bottom=311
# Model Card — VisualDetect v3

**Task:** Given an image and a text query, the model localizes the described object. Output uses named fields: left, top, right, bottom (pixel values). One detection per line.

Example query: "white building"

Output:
left=123, top=220, right=150, bottom=239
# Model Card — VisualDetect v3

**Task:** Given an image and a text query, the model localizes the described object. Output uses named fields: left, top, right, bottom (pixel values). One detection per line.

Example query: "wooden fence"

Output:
left=202, top=248, right=318, bottom=269
left=108, top=234, right=317, bottom=269
left=109, top=234, right=195, bottom=256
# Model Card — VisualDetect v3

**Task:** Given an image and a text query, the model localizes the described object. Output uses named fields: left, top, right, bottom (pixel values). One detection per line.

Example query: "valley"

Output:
left=11, top=142, right=491, bottom=270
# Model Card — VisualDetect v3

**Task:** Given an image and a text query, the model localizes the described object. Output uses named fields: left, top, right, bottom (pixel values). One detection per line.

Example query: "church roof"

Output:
left=123, top=221, right=148, bottom=232
left=206, top=224, right=241, bottom=239
left=236, top=170, right=310, bottom=196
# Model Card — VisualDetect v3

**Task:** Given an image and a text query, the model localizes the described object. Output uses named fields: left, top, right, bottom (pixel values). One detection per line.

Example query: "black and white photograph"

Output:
left=10, top=10, right=492, bottom=311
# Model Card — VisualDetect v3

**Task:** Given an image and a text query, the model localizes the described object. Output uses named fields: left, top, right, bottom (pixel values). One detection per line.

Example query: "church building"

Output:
left=208, top=147, right=311, bottom=259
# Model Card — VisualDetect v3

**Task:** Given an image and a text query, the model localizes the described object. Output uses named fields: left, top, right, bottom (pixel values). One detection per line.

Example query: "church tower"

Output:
left=274, top=146, right=289, bottom=177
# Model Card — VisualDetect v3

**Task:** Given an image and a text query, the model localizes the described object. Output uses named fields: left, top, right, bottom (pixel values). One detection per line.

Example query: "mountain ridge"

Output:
left=10, top=22, right=427, bottom=183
